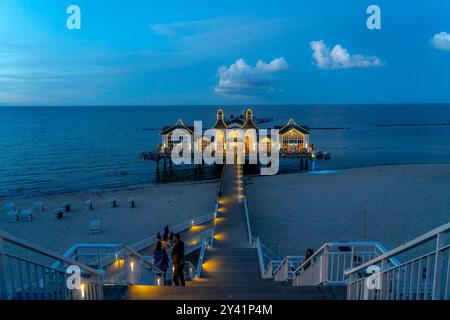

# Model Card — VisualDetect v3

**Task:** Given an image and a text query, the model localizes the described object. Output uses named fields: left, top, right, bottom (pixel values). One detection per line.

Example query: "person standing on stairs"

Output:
left=153, top=241, right=169, bottom=282
left=171, top=233, right=186, bottom=286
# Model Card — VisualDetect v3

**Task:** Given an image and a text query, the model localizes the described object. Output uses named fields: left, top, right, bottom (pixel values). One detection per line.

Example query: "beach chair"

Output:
left=90, top=220, right=102, bottom=234
left=33, top=201, right=44, bottom=213
left=53, top=208, right=64, bottom=220
left=4, top=203, right=16, bottom=213
left=63, top=201, right=71, bottom=213
left=7, top=210, right=18, bottom=223
left=85, top=200, right=94, bottom=211
left=128, top=197, right=136, bottom=208
left=19, top=209, right=33, bottom=221
left=110, top=197, right=117, bottom=208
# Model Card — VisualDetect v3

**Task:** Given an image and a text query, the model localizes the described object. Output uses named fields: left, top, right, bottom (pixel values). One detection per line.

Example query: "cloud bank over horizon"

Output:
left=431, top=32, right=450, bottom=51
left=214, top=58, right=289, bottom=98
left=310, top=40, right=384, bottom=70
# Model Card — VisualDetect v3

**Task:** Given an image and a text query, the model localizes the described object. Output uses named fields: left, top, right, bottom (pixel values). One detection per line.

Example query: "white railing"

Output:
left=346, top=222, right=450, bottom=300
left=243, top=196, right=254, bottom=247
left=293, top=242, right=391, bottom=287
left=195, top=229, right=216, bottom=279
left=128, top=212, right=216, bottom=253
left=184, top=229, right=215, bottom=280
left=263, top=260, right=282, bottom=279
left=273, top=256, right=304, bottom=282
left=256, top=237, right=267, bottom=278
left=54, top=243, right=164, bottom=286
left=0, top=230, right=103, bottom=300
left=255, top=236, right=282, bottom=279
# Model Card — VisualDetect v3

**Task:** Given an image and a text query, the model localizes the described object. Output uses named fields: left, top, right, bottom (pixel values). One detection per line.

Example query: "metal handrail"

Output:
left=0, top=230, right=102, bottom=277
left=128, top=212, right=216, bottom=253
left=196, top=239, right=207, bottom=278
left=256, top=237, right=267, bottom=278
left=345, top=222, right=450, bottom=276
left=217, top=164, right=226, bottom=196
left=273, top=255, right=304, bottom=278
left=122, top=245, right=163, bottom=275
left=294, top=241, right=392, bottom=276
left=243, top=196, right=253, bottom=247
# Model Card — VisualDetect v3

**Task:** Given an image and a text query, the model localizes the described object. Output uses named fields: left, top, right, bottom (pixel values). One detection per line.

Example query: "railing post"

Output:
left=322, top=246, right=329, bottom=284
left=0, top=236, right=8, bottom=300
left=379, top=258, right=389, bottom=300
left=432, top=232, right=445, bottom=300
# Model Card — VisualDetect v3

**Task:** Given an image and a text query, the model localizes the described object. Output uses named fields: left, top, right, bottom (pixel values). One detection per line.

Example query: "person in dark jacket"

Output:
left=171, top=233, right=185, bottom=286
left=163, top=225, right=170, bottom=238
left=153, top=241, right=169, bottom=278
left=303, top=248, right=314, bottom=269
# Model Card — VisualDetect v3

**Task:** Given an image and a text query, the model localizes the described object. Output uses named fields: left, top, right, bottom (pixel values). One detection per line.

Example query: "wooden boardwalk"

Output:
left=105, top=165, right=344, bottom=300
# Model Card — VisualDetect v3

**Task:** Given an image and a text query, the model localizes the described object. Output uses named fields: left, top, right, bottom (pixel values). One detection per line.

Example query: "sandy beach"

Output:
left=246, top=164, right=450, bottom=257
left=0, top=181, right=217, bottom=254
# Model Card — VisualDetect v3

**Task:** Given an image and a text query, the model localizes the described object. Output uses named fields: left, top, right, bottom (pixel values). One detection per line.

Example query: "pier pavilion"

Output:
left=144, top=108, right=329, bottom=169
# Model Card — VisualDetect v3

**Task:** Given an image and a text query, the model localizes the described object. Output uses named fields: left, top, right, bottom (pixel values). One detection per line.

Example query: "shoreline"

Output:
left=4, top=161, right=450, bottom=202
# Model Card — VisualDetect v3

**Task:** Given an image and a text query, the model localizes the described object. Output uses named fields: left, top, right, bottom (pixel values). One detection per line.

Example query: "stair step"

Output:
left=104, top=285, right=340, bottom=300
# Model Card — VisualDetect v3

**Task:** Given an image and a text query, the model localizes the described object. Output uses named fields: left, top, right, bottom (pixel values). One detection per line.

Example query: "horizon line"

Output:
left=1, top=102, right=450, bottom=108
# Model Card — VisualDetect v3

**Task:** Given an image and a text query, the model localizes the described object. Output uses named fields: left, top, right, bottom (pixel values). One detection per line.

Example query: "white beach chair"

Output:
left=19, top=209, right=33, bottom=221
left=128, top=197, right=136, bottom=208
left=110, top=197, right=117, bottom=208
left=63, top=201, right=71, bottom=213
left=7, top=210, right=18, bottom=223
left=90, top=220, right=102, bottom=234
left=33, top=201, right=44, bottom=213
left=85, top=200, right=94, bottom=211
left=4, top=203, right=16, bottom=213
left=54, top=208, right=64, bottom=220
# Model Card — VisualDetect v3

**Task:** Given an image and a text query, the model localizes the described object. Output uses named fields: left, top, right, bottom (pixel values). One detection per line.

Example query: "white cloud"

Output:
left=214, top=58, right=289, bottom=98
left=310, top=40, right=384, bottom=70
left=431, top=32, right=450, bottom=51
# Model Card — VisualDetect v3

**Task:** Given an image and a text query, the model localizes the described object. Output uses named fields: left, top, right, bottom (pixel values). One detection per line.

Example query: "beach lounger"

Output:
left=85, top=200, right=94, bottom=211
left=63, top=201, right=71, bottom=212
left=90, top=220, right=102, bottom=234
left=19, top=209, right=33, bottom=221
left=33, top=201, right=44, bottom=213
left=54, top=208, right=64, bottom=220
left=4, top=203, right=16, bottom=213
left=110, top=197, right=117, bottom=208
left=128, top=197, right=136, bottom=208
left=7, top=210, right=18, bottom=223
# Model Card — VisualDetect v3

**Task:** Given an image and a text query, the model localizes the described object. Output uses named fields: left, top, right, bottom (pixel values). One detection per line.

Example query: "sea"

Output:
left=1, top=104, right=450, bottom=199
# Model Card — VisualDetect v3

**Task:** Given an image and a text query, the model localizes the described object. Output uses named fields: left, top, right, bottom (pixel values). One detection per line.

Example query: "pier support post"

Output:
left=305, top=159, right=309, bottom=171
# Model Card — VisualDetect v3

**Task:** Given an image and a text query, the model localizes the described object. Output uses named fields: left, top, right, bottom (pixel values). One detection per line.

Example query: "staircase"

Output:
left=103, top=164, right=344, bottom=300
left=104, top=247, right=341, bottom=300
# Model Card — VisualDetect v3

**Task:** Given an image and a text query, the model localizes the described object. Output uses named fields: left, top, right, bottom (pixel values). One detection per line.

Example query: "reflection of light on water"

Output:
left=307, top=170, right=341, bottom=174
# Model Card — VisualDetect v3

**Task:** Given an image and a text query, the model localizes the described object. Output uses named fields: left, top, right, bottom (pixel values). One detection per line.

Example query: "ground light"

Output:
left=80, top=284, right=85, bottom=299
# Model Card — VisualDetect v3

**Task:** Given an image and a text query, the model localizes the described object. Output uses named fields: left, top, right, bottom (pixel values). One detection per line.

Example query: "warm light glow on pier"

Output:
left=202, top=258, right=219, bottom=271
left=191, top=225, right=205, bottom=231
left=80, top=284, right=85, bottom=299
left=214, top=233, right=226, bottom=241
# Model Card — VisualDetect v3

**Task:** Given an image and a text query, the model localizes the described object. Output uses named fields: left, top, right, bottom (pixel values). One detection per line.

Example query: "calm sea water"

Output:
left=1, top=104, right=450, bottom=199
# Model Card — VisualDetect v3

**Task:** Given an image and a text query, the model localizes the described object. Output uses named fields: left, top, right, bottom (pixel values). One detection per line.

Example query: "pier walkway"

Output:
left=105, top=164, right=341, bottom=300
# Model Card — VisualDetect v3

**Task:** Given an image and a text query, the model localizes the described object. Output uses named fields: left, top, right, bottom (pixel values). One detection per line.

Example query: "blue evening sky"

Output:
left=0, top=0, right=449, bottom=106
